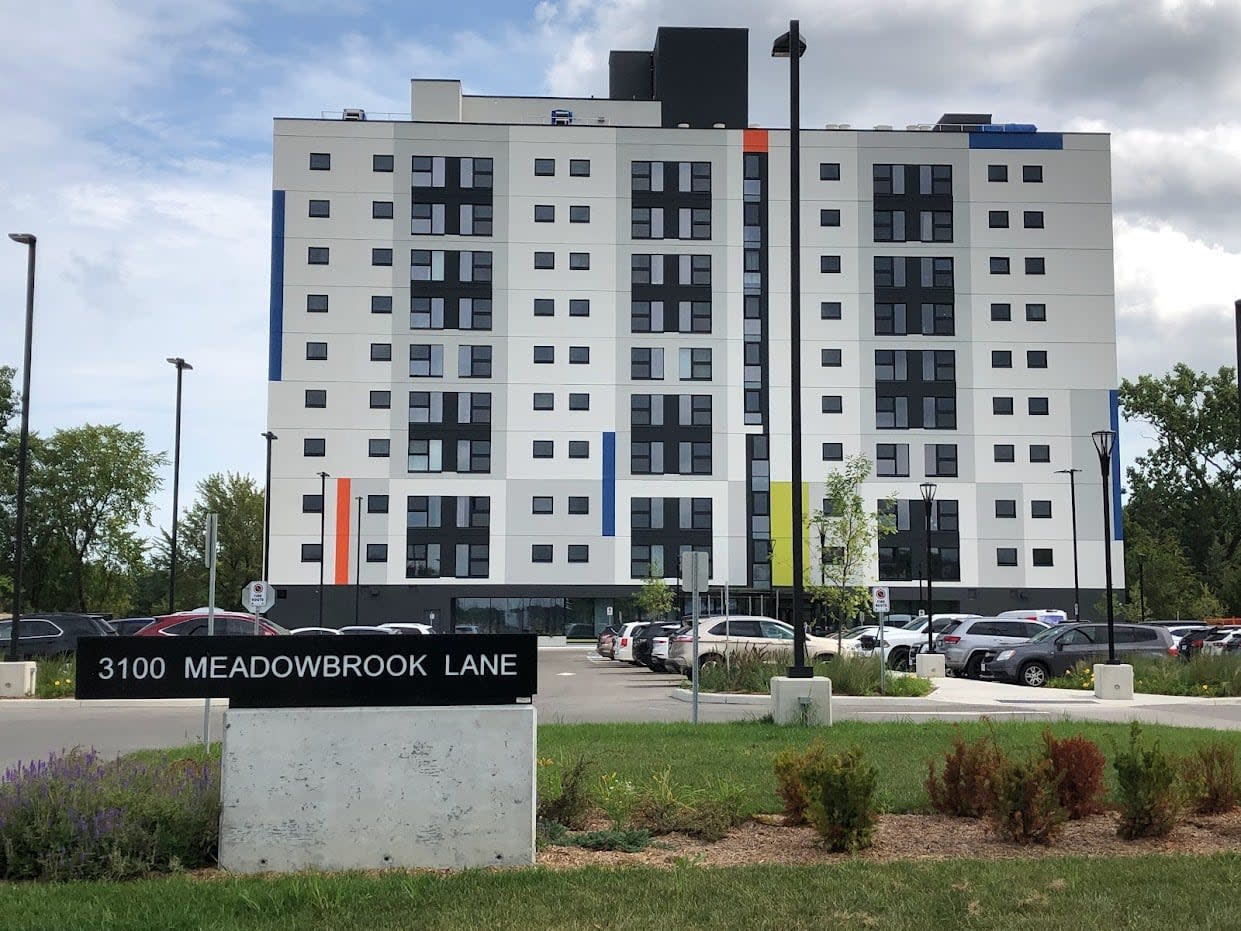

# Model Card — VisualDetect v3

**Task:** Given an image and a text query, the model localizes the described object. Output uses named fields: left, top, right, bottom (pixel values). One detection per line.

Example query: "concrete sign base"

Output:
left=770, top=676, right=832, bottom=725
left=915, top=653, right=946, bottom=678
left=1093, top=663, right=1134, bottom=700
left=219, top=705, right=536, bottom=872
left=0, top=662, right=36, bottom=697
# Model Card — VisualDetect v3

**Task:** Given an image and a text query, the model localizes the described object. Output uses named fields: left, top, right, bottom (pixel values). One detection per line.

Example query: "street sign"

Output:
left=871, top=586, right=890, bottom=614
left=204, top=514, right=218, bottom=569
left=679, top=551, right=710, bottom=594
left=606, top=605, right=613, bottom=617
left=243, top=580, right=276, bottom=614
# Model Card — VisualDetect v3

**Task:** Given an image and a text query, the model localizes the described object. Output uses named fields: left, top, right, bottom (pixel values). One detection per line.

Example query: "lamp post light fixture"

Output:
left=317, top=471, right=330, bottom=626
left=919, top=481, right=937, bottom=655
left=1091, top=429, right=1118, bottom=664
left=261, top=431, right=277, bottom=580
left=165, top=357, right=193, bottom=613
left=772, top=19, right=810, bottom=678
left=6, top=233, right=36, bottom=663
left=1055, top=468, right=1082, bottom=621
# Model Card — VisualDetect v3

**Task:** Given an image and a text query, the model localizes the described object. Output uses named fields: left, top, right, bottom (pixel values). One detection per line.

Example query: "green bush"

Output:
left=35, top=656, right=75, bottom=698
left=1113, top=723, right=1181, bottom=839
left=628, top=770, right=747, bottom=842
left=536, top=754, right=594, bottom=830
left=799, top=747, right=878, bottom=853
left=695, top=651, right=931, bottom=697
left=926, top=732, right=1006, bottom=818
left=989, top=755, right=1067, bottom=845
left=773, top=744, right=822, bottom=824
left=1042, top=730, right=1106, bottom=819
left=1182, top=743, right=1240, bottom=814
left=565, top=828, right=651, bottom=852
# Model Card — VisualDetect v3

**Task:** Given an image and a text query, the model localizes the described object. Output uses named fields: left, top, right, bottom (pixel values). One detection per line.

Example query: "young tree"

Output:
left=173, top=472, right=265, bottom=611
left=807, top=455, right=896, bottom=650
left=634, top=563, right=675, bottom=621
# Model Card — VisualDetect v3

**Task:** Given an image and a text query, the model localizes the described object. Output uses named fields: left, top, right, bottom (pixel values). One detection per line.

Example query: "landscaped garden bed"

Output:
left=693, top=652, right=933, bottom=697
left=1050, top=654, right=1241, bottom=696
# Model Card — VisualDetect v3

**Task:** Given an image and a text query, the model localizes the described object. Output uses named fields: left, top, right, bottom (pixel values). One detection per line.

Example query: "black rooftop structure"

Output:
left=934, top=112, right=994, bottom=132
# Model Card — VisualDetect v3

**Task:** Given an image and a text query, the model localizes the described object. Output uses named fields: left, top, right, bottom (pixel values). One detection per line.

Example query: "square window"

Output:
left=997, top=547, right=1018, bottom=567
left=569, top=252, right=590, bottom=270
left=368, top=438, right=390, bottom=457
left=371, top=295, right=392, bottom=314
left=373, top=154, right=394, bottom=172
left=569, top=205, right=590, bottom=223
left=1032, top=548, right=1054, bottom=566
left=534, top=204, right=555, bottom=222
left=568, top=496, right=589, bottom=514
left=534, top=251, right=555, bottom=269
left=304, top=437, right=326, bottom=457
left=1024, top=210, right=1044, bottom=229
left=988, top=210, right=1009, bottom=228
left=993, top=396, right=1014, bottom=415
left=533, top=440, right=554, bottom=458
left=308, top=199, right=330, bottom=218
left=821, top=395, right=843, bottom=413
left=994, top=444, right=1015, bottom=462
left=568, top=440, right=589, bottom=458
left=372, top=248, right=393, bottom=266
left=373, top=201, right=394, bottom=219
left=531, top=544, right=553, bottom=563
left=309, top=153, right=330, bottom=170
left=301, top=543, right=323, bottom=562
left=820, top=209, right=841, bottom=227
left=569, top=159, right=590, bottom=177
left=1025, top=303, right=1047, bottom=321
left=534, top=158, right=555, bottom=176
left=533, top=392, right=554, bottom=411
left=307, top=294, right=329, bottom=313
left=1027, top=350, right=1048, bottom=368
left=821, top=348, right=842, bottom=367
left=532, top=496, right=553, bottom=514
left=820, top=255, right=841, bottom=273
left=990, top=302, right=1011, bottom=321
left=306, top=341, right=328, bottom=360
left=370, top=343, right=392, bottom=361
left=1028, top=397, right=1049, bottom=415
left=367, top=494, right=389, bottom=513
left=569, top=346, right=590, bottom=364
left=1025, top=257, right=1046, bottom=275
left=822, top=442, right=843, bottom=461
left=302, top=494, right=323, bottom=513
left=992, top=350, right=1012, bottom=368
left=989, top=256, right=1010, bottom=274
left=534, top=298, right=554, bottom=316
left=569, top=299, right=590, bottom=317
left=533, top=346, right=554, bottom=363
left=305, top=388, right=326, bottom=408
left=875, top=442, right=909, bottom=477
left=987, top=164, right=1007, bottom=182
left=567, top=544, right=589, bottom=563
left=569, top=393, right=589, bottom=410
left=1023, top=165, right=1043, bottom=183
left=366, top=543, right=388, bottom=562
left=1030, top=444, right=1051, bottom=463
left=308, top=247, right=329, bottom=265
left=995, top=500, right=1017, bottom=518
left=1032, top=500, right=1053, bottom=518
left=821, top=301, right=842, bottom=320
left=820, top=162, right=841, bottom=180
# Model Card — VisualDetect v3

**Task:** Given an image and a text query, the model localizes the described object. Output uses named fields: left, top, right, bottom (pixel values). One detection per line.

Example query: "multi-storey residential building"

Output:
left=265, top=26, right=1123, bottom=633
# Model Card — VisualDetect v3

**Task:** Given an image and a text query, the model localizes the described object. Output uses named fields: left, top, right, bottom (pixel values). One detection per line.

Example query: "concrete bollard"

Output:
left=1093, top=663, right=1134, bottom=700
left=915, top=653, right=946, bottom=678
left=0, top=661, right=36, bottom=697
left=770, top=676, right=832, bottom=725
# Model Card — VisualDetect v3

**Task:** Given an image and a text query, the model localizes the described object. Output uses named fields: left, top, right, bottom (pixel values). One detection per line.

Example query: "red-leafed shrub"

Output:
left=1042, top=730, right=1106, bottom=819
left=926, top=733, right=1006, bottom=818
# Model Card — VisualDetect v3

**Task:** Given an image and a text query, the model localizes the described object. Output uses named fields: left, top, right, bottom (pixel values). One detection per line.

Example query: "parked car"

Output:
left=338, top=625, right=399, bottom=636
left=665, top=616, right=840, bottom=674
left=635, top=622, right=682, bottom=670
left=110, top=617, right=157, bottom=636
left=1201, top=628, right=1241, bottom=656
left=998, top=609, right=1069, bottom=625
left=849, top=615, right=976, bottom=670
left=290, top=627, right=341, bottom=636
left=0, top=613, right=116, bottom=658
left=933, top=617, right=1049, bottom=678
left=597, top=625, right=621, bottom=659
left=135, top=612, right=288, bottom=637
left=613, top=622, right=649, bottom=664
left=1178, top=626, right=1225, bottom=659
left=379, top=622, right=434, bottom=635
left=982, top=623, right=1180, bottom=687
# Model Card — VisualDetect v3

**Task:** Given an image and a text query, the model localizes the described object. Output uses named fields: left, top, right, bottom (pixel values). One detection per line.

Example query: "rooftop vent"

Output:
left=342, top=108, right=366, bottom=121
left=873, top=124, right=893, bottom=131
left=550, top=109, right=574, bottom=125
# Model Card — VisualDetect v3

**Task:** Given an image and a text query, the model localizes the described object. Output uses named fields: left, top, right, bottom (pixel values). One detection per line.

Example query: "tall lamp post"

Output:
left=165, top=357, right=192, bottom=613
left=1055, top=468, right=1082, bottom=621
left=772, top=20, right=810, bottom=678
left=354, top=495, right=363, bottom=625
left=261, top=431, right=277, bottom=580
left=920, top=482, right=937, bottom=654
left=6, top=233, right=36, bottom=663
left=1091, top=430, right=1118, bottom=664
left=317, top=471, right=330, bottom=626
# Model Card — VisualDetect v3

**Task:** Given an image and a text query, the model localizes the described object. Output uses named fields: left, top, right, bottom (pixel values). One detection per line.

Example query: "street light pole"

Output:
left=920, top=482, right=937, bottom=655
left=354, top=495, right=362, bottom=625
left=1055, top=468, right=1082, bottom=621
left=1092, top=430, right=1118, bottom=664
left=773, top=19, right=810, bottom=678
left=261, top=431, right=277, bottom=580
left=6, top=233, right=36, bottom=663
left=317, top=471, right=330, bottom=626
left=165, top=357, right=192, bottom=613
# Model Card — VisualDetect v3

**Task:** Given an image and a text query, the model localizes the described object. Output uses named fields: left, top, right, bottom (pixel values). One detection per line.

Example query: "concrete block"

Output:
left=538, top=635, right=567, bottom=647
left=770, top=676, right=832, bottom=726
left=0, top=662, right=36, bottom=697
left=1093, top=663, right=1134, bottom=700
left=915, top=653, right=946, bottom=678
left=219, top=705, right=535, bottom=873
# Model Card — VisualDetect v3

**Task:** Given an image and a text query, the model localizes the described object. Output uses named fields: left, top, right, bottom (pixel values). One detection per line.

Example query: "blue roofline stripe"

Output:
left=268, top=189, right=285, bottom=382
left=602, top=432, right=616, bottom=537
left=969, top=132, right=1063, bottom=150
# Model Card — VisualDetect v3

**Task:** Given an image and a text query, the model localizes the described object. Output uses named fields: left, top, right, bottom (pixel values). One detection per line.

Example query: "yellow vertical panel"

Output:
left=770, top=481, right=810, bottom=586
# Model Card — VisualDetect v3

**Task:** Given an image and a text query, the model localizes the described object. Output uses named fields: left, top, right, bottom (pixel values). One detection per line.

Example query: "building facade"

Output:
left=265, top=27, right=1123, bottom=633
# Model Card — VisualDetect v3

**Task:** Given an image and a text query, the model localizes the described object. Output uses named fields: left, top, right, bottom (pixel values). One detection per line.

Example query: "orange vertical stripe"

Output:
left=334, top=477, right=351, bottom=584
left=743, top=128, right=768, bottom=152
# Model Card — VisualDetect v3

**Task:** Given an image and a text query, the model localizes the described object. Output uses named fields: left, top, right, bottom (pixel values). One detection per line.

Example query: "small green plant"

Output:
left=536, top=754, right=594, bottom=830
left=989, top=755, right=1067, bottom=845
left=1042, top=730, right=1106, bottom=819
left=1182, top=742, right=1240, bottom=814
left=35, top=656, right=76, bottom=698
left=565, top=828, right=651, bottom=852
left=596, top=772, right=639, bottom=829
left=694, top=651, right=932, bottom=697
left=628, top=770, right=747, bottom=842
left=1113, top=722, right=1181, bottom=839
left=773, top=742, right=833, bottom=824
left=799, top=746, right=878, bottom=852
left=926, top=731, right=1006, bottom=818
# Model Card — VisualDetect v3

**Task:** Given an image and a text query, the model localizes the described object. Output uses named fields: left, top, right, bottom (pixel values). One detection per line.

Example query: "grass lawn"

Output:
left=2, top=854, right=1240, bottom=930
left=538, top=720, right=1241, bottom=815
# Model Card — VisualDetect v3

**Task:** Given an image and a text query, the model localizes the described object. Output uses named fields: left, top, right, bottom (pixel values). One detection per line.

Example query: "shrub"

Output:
left=536, top=754, right=594, bottom=830
left=0, top=748, right=219, bottom=881
left=926, top=732, right=1006, bottom=818
left=568, top=828, right=651, bottom=852
left=35, top=656, right=75, bottom=698
left=773, top=743, right=831, bottom=824
left=989, top=755, right=1067, bottom=845
left=1182, top=743, right=1241, bottom=814
left=799, top=746, right=878, bottom=853
left=1113, top=722, right=1181, bottom=839
left=629, top=770, right=747, bottom=842
left=695, top=651, right=932, bottom=697
left=1042, top=730, right=1106, bottom=819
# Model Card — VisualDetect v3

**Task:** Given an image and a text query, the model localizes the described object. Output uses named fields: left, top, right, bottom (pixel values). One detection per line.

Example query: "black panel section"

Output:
left=873, top=256, right=955, bottom=336
left=609, top=50, right=654, bottom=100
left=652, top=27, right=748, bottom=128
left=630, top=497, right=712, bottom=579
left=934, top=112, right=992, bottom=131
left=406, top=495, right=490, bottom=580
left=747, top=434, right=771, bottom=589
left=874, top=349, right=958, bottom=430
left=412, top=156, right=493, bottom=235
left=878, top=500, right=961, bottom=582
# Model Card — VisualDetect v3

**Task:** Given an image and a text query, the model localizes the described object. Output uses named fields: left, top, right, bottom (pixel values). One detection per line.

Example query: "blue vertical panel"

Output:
left=602, top=432, right=616, bottom=537
left=268, top=190, right=286, bottom=381
left=1110, top=389, right=1123, bottom=540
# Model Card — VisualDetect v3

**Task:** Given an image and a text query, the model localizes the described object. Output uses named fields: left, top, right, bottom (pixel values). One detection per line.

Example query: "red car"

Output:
left=135, top=612, right=288, bottom=637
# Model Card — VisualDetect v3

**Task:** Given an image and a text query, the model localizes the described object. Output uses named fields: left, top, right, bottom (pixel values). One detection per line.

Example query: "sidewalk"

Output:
left=925, top=674, right=1241, bottom=708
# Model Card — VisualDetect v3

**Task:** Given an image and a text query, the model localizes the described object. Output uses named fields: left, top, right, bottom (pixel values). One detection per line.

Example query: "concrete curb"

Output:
left=670, top=688, right=769, bottom=706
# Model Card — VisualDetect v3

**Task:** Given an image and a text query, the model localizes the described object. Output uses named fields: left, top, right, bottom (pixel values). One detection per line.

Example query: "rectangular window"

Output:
left=534, top=204, right=554, bottom=222
left=679, top=347, right=711, bottom=380
left=306, top=342, right=328, bottom=360
left=569, top=205, right=590, bottom=223
left=1028, top=397, right=1049, bottom=415
left=1027, top=350, right=1048, bottom=368
left=821, top=348, right=841, bottom=367
left=301, top=543, right=323, bottom=562
left=876, top=396, right=909, bottom=429
left=988, top=210, right=1008, bottom=228
left=569, top=393, right=589, bottom=410
left=534, top=298, right=554, bottom=317
left=631, top=347, right=665, bottom=380
left=1025, top=257, right=1046, bottom=275
left=997, top=548, right=1018, bottom=567
left=533, top=440, right=554, bottom=459
left=1030, top=444, right=1051, bottom=463
left=461, top=158, right=493, bottom=189
left=370, top=343, right=392, bottom=361
left=307, top=294, right=329, bottom=313
left=308, top=247, right=329, bottom=265
left=411, top=203, right=445, bottom=235
left=1025, top=303, right=1047, bottom=321
left=373, top=154, right=394, bottom=172
left=821, top=395, right=843, bottom=414
left=993, top=396, right=1014, bottom=415
left=569, top=159, right=590, bottom=177
left=821, top=301, right=842, bottom=320
left=366, top=544, right=388, bottom=563
left=373, top=201, right=394, bottom=219
left=308, top=199, right=330, bottom=218
left=995, top=500, right=1017, bottom=518
left=459, top=204, right=493, bottom=236
left=368, top=438, right=390, bottom=458
left=410, top=249, right=445, bottom=281
left=368, top=495, right=389, bottom=514
left=305, top=389, right=326, bottom=408
left=371, top=295, right=392, bottom=314
left=369, top=390, right=391, bottom=409
left=820, top=209, right=841, bottom=227
left=1024, top=210, right=1044, bottom=229
left=531, top=545, right=553, bottom=563
left=820, top=255, right=841, bottom=273
left=569, top=299, right=590, bottom=317
left=532, top=496, right=553, bottom=514
left=1032, top=548, right=1054, bottom=566
left=822, top=443, right=843, bottom=461
left=303, top=494, right=323, bottom=513
left=1023, top=165, right=1043, bottom=183
left=309, top=153, right=330, bottom=170
left=568, top=440, right=589, bottom=459
left=304, top=438, right=325, bottom=457
left=533, top=345, right=554, bottom=364
left=989, top=256, right=1010, bottom=274
left=407, top=439, right=443, bottom=472
left=568, top=497, right=589, bottom=514
left=533, top=392, right=554, bottom=411
left=820, top=162, right=841, bottom=180
left=410, top=297, right=444, bottom=329
left=1031, top=500, right=1053, bottom=518
left=875, top=443, right=909, bottom=477
left=990, top=302, right=1011, bottom=321
left=987, top=164, right=1007, bottom=182
left=994, top=444, right=1015, bottom=462
left=411, top=155, right=445, bottom=187
left=372, top=248, right=393, bottom=266
left=569, top=252, right=590, bottom=270
left=992, top=350, right=1012, bottom=368
left=534, top=158, right=555, bottom=176
left=409, top=344, right=443, bottom=377
left=534, top=251, right=555, bottom=269
left=459, top=345, right=492, bottom=378
left=569, top=346, right=590, bottom=364
left=567, top=544, right=589, bottom=563
left=925, top=443, right=958, bottom=477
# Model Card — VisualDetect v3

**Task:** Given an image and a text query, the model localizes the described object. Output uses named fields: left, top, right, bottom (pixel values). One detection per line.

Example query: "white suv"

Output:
left=665, top=616, right=839, bottom=674
left=934, top=617, right=1049, bottom=677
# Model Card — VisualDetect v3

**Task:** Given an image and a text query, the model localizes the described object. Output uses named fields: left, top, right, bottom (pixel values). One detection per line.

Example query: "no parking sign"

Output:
left=871, top=586, right=890, bottom=613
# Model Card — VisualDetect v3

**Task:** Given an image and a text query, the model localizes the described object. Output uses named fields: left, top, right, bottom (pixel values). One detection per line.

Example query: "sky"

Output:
left=3, top=0, right=1241, bottom=536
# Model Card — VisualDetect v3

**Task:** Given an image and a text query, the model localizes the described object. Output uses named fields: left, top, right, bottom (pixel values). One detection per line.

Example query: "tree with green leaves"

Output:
left=172, top=472, right=265, bottom=611
left=634, top=563, right=674, bottom=622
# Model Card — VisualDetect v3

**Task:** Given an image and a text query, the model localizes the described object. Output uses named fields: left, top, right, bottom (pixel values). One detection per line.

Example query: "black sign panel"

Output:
left=75, top=635, right=537, bottom=708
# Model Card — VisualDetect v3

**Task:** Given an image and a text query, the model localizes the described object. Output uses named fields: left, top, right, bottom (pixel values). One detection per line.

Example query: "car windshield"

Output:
left=1031, top=626, right=1062, bottom=643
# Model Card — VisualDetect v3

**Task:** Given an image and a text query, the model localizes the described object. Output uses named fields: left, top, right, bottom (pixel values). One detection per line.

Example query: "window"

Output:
left=371, top=295, right=392, bottom=314
left=993, top=396, right=1014, bottom=415
left=631, top=206, right=663, bottom=239
left=820, top=255, right=841, bottom=274
left=459, top=204, right=492, bottom=236
left=302, top=494, right=323, bottom=513
left=994, top=444, right=1015, bottom=462
left=410, top=297, right=444, bottom=329
left=569, top=252, right=590, bottom=270
left=534, top=204, right=555, bottom=222
left=987, top=164, right=1007, bottom=182
left=412, top=155, right=445, bottom=187
left=307, top=294, right=328, bottom=313
left=988, top=210, right=1009, bottom=228
left=532, top=496, right=553, bottom=514
left=821, top=301, right=842, bottom=320
left=369, top=438, right=390, bottom=458
left=631, top=347, right=665, bottom=380
left=304, top=438, right=325, bottom=457
left=821, top=349, right=842, bottom=367
left=308, top=199, right=330, bottom=218
left=997, top=548, right=1018, bottom=567
left=534, top=251, right=554, bottom=269
left=461, top=158, right=493, bottom=189
left=1027, top=350, right=1048, bottom=369
left=409, top=344, right=443, bottom=377
left=991, top=303, right=1011, bottom=321
left=876, top=396, right=909, bottom=429
left=876, top=443, right=909, bottom=477
left=407, top=438, right=443, bottom=472
left=458, top=439, right=490, bottom=473
left=373, top=201, right=394, bottom=219
left=568, top=440, right=589, bottom=459
left=1023, top=165, right=1043, bottom=183
left=1025, top=257, right=1046, bottom=275
left=368, top=495, right=388, bottom=514
left=569, top=159, right=590, bottom=177
left=679, top=347, right=711, bottom=380
left=459, top=345, right=492, bottom=378
left=366, top=544, right=388, bottom=563
left=372, top=248, right=393, bottom=266
left=1031, top=500, right=1052, bottom=518
left=531, top=545, right=553, bottom=563
left=989, top=257, right=1010, bottom=275
left=533, top=440, right=554, bottom=459
left=370, top=343, right=392, bottom=362
left=992, top=350, right=1012, bottom=368
left=821, top=395, right=843, bottom=414
left=533, top=345, right=554, bottom=364
left=302, top=543, right=323, bottom=562
left=1028, top=397, right=1049, bottom=415
left=411, top=203, right=445, bottom=235
left=569, top=299, right=590, bottom=317
left=1032, top=548, right=1054, bottom=566
left=533, top=392, right=554, bottom=411
left=304, top=389, right=326, bottom=408
left=820, top=209, right=841, bottom=227
left=373, top=154, right=394, bottom=172
left=1025, top=303, right=1047, bottom=321
left=822, top=443, right=843, bottom=461
left=306, top=342, right=328, bottom=360
left=995, top=500, right=1017, bottom=518
left=820, top=162, right=841, bottom=180
left=569, top=393, right=589, bottom=411
left=567, top=545, right=589, bottom=563
left=308, top=247, right=329, bottom=265
left=534, top=158, right=555, bottom=176
left=1030, top=444, right=1051, bottom=463
left=309, top=153, right=330, bottom=170
left=1024, top=210, right=1044, bottom=229
left=568, top=497, right=589, bottom=514
left=534, top=298, right=554, bottom=316
left=569, top=346, right=590, bottom=364
left=569, top=205, right=590, bottom=223
left=925, top=443, right=958, bottom=477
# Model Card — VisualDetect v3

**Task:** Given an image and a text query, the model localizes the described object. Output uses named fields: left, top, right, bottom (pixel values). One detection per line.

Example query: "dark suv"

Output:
left=982, top=623, right=1179, bottom=687
left=0, top=613, right=116, bottom=658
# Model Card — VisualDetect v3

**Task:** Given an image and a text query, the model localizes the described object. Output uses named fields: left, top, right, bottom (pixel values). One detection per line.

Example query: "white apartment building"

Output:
left=265, top=27, right=1123, bottom=632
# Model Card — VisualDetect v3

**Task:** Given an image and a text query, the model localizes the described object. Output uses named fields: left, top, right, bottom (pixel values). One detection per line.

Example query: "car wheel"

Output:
left=1019, top=662, right=1049, bottom=688
left=887, top=647, right=911, bottom=672
left=964, top=654, right=984, bottom=679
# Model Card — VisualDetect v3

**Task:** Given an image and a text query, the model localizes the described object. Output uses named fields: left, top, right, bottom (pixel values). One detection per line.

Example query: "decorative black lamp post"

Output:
left=261, top=431, right=277, bottom=579
left=1091, top=430, right=1118, bottom=664
left=920, top=481, right=937, bottom=655
left=6, top=233, right=36, bottom=662
left=166, top=357, right=193, bottom=613
left=1055, top=468, right=1082, bottom=621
